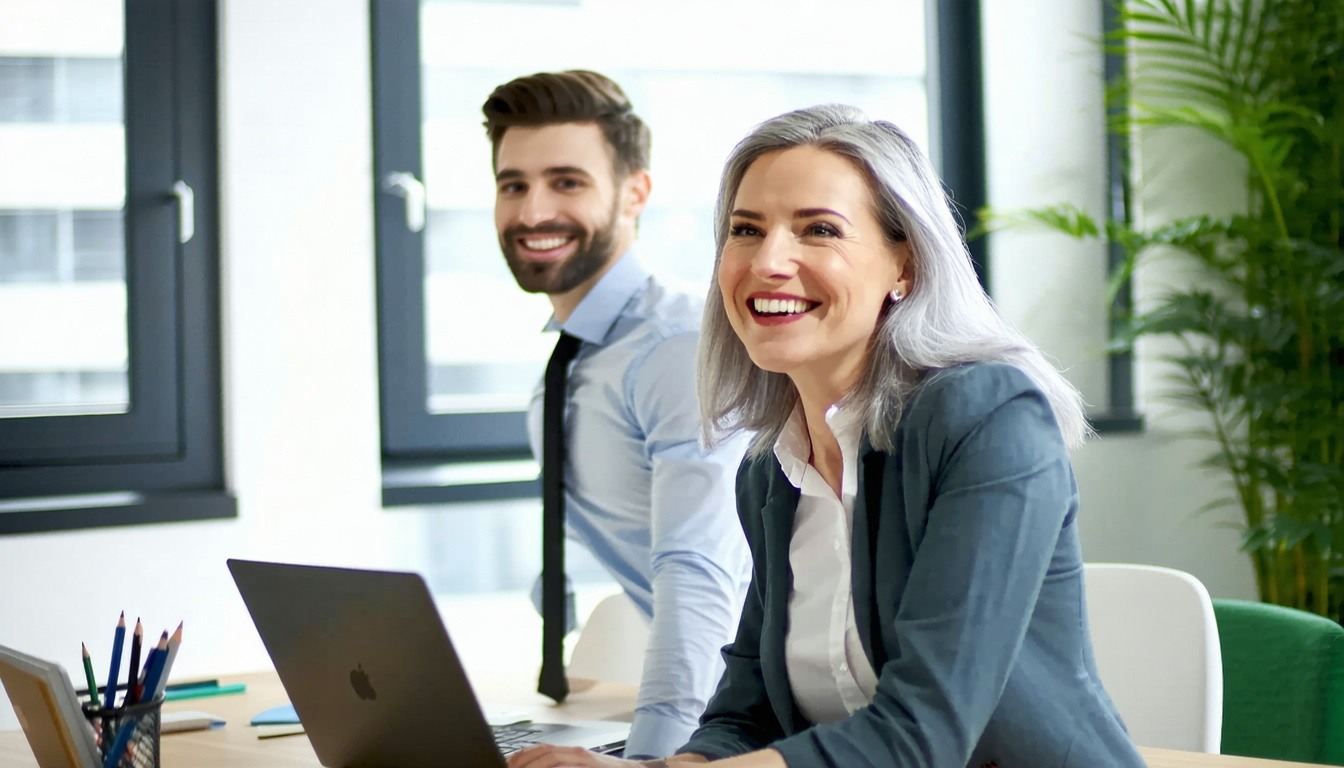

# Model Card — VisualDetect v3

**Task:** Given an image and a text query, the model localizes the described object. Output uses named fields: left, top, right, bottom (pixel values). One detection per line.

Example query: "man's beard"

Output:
left=499, top=202, right=621, bottom=296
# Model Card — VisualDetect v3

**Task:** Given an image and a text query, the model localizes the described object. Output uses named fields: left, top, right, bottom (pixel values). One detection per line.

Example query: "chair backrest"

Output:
left=1213, top=598, right=1344, bottom=766
left=1084, top=563, right=1223, bottom=753
left=566, top=592, right=650, bottom=689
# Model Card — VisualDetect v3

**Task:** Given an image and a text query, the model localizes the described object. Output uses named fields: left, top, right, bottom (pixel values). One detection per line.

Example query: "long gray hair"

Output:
left=697, top=104, right=1089, bottom=454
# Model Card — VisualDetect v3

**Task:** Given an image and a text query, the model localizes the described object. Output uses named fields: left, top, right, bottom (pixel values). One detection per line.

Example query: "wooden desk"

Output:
left=0, top=670, right=1331, bottom=767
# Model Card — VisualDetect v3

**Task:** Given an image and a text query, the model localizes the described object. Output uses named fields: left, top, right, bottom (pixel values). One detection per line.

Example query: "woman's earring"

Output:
left=889, top=289, right=903, bottom=303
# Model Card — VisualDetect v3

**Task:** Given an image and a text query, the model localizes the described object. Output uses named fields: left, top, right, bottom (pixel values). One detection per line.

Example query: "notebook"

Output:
left=227, top=558, right=629, bottom=768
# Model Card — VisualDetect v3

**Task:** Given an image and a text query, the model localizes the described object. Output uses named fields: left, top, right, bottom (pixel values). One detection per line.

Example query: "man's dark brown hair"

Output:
left=482, top=70, right=651, bottom=178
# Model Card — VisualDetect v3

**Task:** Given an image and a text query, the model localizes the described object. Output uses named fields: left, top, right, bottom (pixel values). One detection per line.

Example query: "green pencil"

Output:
left=163, top=682, right=247, bottom=702
left=80, top=643, right=100, bottom=706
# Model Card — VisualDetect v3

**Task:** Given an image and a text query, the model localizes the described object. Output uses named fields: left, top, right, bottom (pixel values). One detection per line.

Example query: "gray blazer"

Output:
left=679, top=362, right=1145, bottom=767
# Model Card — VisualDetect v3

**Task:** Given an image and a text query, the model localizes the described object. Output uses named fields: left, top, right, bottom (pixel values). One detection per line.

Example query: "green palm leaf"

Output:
left=999, top=0, right=1344, bottom=619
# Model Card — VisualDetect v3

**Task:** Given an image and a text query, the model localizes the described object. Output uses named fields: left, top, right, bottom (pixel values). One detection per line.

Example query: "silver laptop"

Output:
left=228, top=559, right=629, bottom=768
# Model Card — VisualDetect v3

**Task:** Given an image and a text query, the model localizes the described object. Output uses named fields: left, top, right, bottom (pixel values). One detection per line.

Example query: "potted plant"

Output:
left=985, top=0, right=1343, bottom=620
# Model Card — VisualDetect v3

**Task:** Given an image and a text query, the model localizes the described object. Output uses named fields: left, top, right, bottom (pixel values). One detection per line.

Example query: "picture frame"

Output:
left=0, top=644, right=101, bottom=768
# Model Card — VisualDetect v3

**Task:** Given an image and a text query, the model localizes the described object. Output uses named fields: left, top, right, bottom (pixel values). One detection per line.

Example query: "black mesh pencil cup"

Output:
left=83, top=695, right=163, bottom=768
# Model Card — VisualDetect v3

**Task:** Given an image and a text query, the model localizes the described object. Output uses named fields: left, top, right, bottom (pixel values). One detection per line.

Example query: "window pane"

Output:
left=72, top=210, right=124, bottom=280
left=63, top=57, right=122, bottom=123
left=0, top=58, right=54, bottom=121
left=0, top=57, right=122, bottom=123
left=0, top=211, right=58, bottom=281
left=418, top=0, right=929, bottom=415
left=0, top=0, right=128, bottom=418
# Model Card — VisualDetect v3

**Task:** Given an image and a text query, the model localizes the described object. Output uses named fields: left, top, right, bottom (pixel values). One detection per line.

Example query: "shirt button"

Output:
left=833, top=538, right=841, bottom=551
left=839, top=662, right=849, bottom=673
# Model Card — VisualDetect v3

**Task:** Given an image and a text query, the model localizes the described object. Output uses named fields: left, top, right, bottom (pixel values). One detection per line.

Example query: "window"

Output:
left=372, top=0, right=986, bottom=503
left=0, top=0, right=232, bottom=533
left=1097, top=0, right=1141, bottom=431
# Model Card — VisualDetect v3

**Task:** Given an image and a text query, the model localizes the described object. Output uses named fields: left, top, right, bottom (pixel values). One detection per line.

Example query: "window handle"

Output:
left=383, top=171, right=426, bottom=233
left=171, top=180, right=195, bottom=244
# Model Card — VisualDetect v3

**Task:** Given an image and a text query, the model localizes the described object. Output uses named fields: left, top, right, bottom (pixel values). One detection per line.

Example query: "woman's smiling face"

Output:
left=718, top=144, right=911, bottom=394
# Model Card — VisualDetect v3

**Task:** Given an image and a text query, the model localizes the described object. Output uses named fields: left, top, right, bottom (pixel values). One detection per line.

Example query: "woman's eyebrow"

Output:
left=794, top=207, right=853, bottom=225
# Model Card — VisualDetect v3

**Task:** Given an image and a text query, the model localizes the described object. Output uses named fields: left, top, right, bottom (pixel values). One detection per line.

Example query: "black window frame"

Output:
left=371, top=0, right=529, bottom=466
left=1094, top=0, right=1143, bottom=433
left=371, top=0, right=986, bottom=504
left=0, top=0, right=234, bottom=533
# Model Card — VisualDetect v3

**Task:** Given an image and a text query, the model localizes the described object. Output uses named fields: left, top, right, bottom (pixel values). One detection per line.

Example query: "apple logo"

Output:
left=350, top=663, right=377, bottom=701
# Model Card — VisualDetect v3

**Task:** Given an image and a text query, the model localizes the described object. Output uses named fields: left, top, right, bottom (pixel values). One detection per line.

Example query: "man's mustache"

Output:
left=505, top=223, right=583, bottom=239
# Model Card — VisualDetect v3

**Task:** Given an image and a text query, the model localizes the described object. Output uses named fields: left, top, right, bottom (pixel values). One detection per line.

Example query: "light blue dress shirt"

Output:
left=526, top=252, right=752, bottom=759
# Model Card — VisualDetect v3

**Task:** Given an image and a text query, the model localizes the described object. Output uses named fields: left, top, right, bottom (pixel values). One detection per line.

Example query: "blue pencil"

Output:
left=135, top=645, right=160, bottom=704
left=102, top=720, right=134, bottom=768
left=105, top=612, right=125, bottom=708
left=138, top=632, right=170, bottom=706
left=149, top=622, right=183, bottom=701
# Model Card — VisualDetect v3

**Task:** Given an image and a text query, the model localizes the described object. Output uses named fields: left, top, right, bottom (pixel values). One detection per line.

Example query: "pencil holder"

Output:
left=82, top=695, right=162, bottom=768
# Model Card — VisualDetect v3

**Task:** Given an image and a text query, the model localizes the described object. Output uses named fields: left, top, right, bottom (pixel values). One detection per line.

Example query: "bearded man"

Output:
left=482, top=70, right=751, bottom=760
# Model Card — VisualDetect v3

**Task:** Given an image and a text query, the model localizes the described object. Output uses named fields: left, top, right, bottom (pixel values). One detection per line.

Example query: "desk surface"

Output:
left=0, top=669, right=1331, bottom=767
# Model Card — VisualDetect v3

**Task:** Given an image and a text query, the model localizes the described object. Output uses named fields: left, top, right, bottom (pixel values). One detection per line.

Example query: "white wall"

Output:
left=982, top=1, right=1257, bottom=599
left=0, top=0, right=1257, bottom=732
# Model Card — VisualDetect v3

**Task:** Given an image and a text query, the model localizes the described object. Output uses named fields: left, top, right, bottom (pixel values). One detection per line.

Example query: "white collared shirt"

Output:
left=526, top=253, right=752, bottom=758
left=775, top=403, right=880, bottom=725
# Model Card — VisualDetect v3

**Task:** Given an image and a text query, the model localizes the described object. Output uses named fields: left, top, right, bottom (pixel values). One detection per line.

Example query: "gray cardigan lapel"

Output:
left=757, top=444, right=890, bottom=735
left=851, top=437, right=886, bottom=672
left=758, top=461, right=805, bottom=735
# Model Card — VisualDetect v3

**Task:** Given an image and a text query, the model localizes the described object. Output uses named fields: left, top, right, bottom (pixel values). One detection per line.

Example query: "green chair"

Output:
left=1213, top=598, right=1344, bottom=765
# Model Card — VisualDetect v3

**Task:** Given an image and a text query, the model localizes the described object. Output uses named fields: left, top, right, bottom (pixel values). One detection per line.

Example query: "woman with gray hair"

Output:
left=508, top=105, right=1144, bottom=768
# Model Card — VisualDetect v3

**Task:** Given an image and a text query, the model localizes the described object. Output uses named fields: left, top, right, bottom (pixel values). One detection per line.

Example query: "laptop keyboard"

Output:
left=492, top=724, right=546, bottom=756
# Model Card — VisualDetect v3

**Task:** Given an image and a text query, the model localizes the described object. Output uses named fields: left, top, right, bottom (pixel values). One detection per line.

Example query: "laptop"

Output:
left=227, top=559, right=629, bottom=768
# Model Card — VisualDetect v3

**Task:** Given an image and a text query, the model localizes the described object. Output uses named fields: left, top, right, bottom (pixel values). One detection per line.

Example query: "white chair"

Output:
left=1083, top=563, right=1223, bottom=753
left=566, top=592, right=650, bottom=691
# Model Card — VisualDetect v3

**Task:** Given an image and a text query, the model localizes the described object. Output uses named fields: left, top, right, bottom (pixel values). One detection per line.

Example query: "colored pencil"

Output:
left=149, top=622, right=182, bottom=700
left=102, top=719, right=134, bottom=768
left=165, top=678, right=217, bottom=691
left=75, top=677, right=216, bottom=698
left=124, top=619, right=143, bottom=705
left=104, top=612, right=125, bottom=708
left=136, top=647, right=158, bottom=701
left=163, top=682, right=247, bottom=702
left=139, top=631, right=170, bottom=704
left=80, top=643, right=100, bottom=707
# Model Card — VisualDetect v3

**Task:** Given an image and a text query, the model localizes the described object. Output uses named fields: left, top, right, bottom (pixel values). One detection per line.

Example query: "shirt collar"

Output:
left=774, top=404, right=812, bottom=488
left=773, top=400, right=865, bottom=492
left=543, top=251, right=648, bottom=345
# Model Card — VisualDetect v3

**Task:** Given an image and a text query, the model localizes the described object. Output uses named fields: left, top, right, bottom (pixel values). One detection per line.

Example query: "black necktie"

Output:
left=539, top=331, right=581, bottom=703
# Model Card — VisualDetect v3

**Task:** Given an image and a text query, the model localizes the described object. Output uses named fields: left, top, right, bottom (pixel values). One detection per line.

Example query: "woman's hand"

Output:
left=506, top=745, right=712, bottom=768
left=507, top=745, right=766, bottom=768
left=505, top=745, right=647, bottom=768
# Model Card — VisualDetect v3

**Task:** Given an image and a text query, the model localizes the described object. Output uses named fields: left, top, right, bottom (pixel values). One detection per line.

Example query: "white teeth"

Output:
left=752, top=298, right=813, bottom=315
left=523, top=236, right=569, bottom=251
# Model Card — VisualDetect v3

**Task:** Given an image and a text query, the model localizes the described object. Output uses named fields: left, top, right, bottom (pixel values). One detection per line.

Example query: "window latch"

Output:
left=171, top=180, right=195, bottom=245
left=383, top=171, right=427, bottom=233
